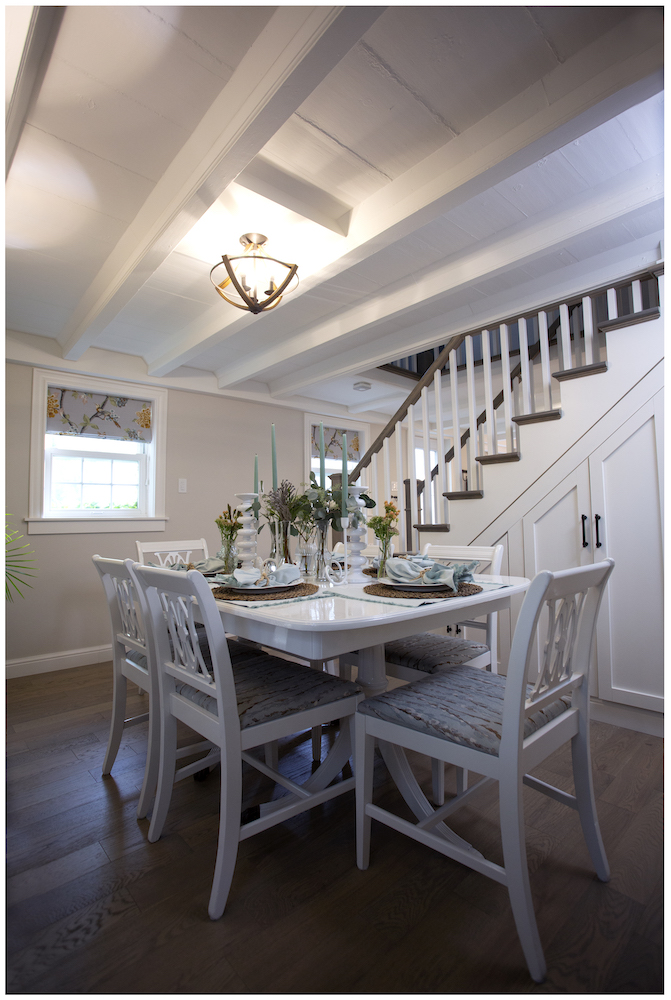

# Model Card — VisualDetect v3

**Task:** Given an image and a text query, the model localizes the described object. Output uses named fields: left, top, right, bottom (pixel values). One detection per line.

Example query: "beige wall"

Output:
left=5, top=362, right=313, bottom=665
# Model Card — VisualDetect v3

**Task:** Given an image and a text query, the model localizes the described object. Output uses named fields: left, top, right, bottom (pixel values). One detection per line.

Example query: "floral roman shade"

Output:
left=46, top=386, right=153, bottom=442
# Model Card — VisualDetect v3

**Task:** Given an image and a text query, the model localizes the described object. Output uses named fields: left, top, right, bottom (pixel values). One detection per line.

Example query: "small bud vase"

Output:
left=377, top=537, right=392, bottom=579
left=217, top=537, right=238, bottom=574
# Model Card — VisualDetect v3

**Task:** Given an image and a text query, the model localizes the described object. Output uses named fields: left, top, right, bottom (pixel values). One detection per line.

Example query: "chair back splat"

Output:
left=133, top=563, right=361, bottom=920
left=135, top=537, right=209, bottom=567
left=355, top=559, right=615, bottom=984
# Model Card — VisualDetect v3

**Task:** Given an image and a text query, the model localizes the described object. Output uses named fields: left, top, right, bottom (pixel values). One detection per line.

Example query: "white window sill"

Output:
left=25, top=517, right=168, bottom=535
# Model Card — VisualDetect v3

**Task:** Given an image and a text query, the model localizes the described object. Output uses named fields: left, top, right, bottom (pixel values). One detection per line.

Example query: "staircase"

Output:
left=351, top=268, right=662, bottom=551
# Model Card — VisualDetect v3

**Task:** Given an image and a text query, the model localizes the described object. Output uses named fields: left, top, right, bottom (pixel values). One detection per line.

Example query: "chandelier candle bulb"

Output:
left=271, top=424, right=277, bottom=490
left=341, top=433, right=348, bottom=514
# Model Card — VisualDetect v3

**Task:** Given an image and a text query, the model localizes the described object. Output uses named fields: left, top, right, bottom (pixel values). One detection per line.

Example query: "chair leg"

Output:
left=136, top=691, right=159, bottom=819
left=311, top=726, right=322, bottom=762
left=499, top=772, right=546, bottom=983
left=147, top=710, right=177, bottom=843
left=102, top=665, right=127, bottom=775
left=431, top=758, right=445, bottom=805
left=208, top=756, right=243, bottom=920
left=264, top=741, right=278, bottom=770
left=355, top=713, right=375, bottom=871
left=571, top=726, right=610, bottom=881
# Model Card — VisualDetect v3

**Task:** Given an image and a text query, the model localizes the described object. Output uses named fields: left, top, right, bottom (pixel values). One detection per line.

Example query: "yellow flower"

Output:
left=134, top=405, right=151, bottom=430
left=47, top=394, right=60, bottom=418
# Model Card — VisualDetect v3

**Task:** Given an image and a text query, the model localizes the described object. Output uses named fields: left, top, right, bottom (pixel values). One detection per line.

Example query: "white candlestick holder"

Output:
left=346, top=488, right=369, bottom=583
left=235, top=493, right=258, bottom=571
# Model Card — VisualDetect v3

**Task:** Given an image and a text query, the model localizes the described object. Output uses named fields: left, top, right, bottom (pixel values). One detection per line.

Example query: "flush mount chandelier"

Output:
left=210, top=233, right=299, bottom=315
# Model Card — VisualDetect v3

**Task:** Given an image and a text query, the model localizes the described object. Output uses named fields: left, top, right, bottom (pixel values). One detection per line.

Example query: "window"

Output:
left=28, top=369, right=167, bottom=535
left=305, top=416, right=367, bottom=488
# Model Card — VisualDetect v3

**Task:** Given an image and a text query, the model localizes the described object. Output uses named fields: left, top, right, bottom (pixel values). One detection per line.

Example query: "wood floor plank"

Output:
left=8, top=842, right=111, bottom=906
left=5, top=665, right=662, bottom=993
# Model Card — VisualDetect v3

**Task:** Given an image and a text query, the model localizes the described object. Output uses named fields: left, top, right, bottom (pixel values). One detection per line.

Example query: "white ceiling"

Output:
left=6, top=5, right=664, bottom=422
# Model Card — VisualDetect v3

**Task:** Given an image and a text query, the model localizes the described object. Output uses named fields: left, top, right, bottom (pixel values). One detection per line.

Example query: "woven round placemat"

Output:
left=363, top=581, right=482, bottom=600
left=212, top=582, right=319, bottom=602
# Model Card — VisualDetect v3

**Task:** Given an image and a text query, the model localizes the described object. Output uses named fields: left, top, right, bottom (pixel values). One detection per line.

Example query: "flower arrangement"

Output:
left=215, top=504, right=243, bottom=544
left=367, top=500, right=400, bottom=543
left=367, top=500, right=400, bottom=578
left=303, top=472, right=375, bottom=532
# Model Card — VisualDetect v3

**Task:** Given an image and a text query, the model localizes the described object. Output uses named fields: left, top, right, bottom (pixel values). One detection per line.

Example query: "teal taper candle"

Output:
left=254, top=454, right=258, bottom=495
left=271, top=425, right=277, bottom=489
left=319, top=422, right=325, bottom=488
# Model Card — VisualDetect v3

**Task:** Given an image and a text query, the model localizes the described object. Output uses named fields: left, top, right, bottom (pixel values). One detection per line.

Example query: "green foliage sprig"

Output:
left=367, top=500, right=400, bottom=542
left=215, top=504, right=243, bottom=543
left=6, top=519, right=36, bottom=601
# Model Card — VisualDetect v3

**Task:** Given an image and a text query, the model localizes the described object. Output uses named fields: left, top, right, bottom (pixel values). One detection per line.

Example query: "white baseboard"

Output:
left=590, top=697, right=664, bottom=737
left=6, top=644, right=113, bottom=679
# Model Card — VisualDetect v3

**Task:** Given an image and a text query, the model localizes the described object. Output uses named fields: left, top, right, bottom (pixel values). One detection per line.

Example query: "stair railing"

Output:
left=351, top=269, right=661, bottom=552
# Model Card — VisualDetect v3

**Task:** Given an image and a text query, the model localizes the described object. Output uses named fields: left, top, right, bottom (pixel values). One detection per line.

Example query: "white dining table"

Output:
left=212, top=575, right=531, bottom=698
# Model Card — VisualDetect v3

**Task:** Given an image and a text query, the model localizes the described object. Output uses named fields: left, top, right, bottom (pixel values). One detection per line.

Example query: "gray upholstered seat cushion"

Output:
left=176, top=652, right=360, bottom=729
left=385, top=632, right=490, bottom=672
left=358, top=664, right=571, bottom=756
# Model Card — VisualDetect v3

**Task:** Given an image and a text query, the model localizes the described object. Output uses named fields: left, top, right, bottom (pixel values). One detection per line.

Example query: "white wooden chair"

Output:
left=94, top=556, right=254, bottom=818
left=355, top=559, right=615, bottom=983
left=93, top=555, right=156, bottom=819
left=132, top=562, right=362, bottom=919
left=135, top=538, right=209, bottom=567
left=384, top=543, right=505, bottom=681
left=349, top=543, right=504, bottom=803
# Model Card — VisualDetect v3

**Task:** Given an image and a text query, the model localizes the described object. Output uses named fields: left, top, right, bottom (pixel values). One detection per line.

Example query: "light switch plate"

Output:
left=178, top=479, right=187, bottom=493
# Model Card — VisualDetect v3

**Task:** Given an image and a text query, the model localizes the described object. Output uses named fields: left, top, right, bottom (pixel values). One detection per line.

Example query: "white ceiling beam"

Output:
left=147, top=11, right=662, bottom=377
left=5, top=6, right=64, bottom=178
left=236, top=156, right=352, bottom=236
left=218, top=159, right=662, bottom=394
left=270, top=235, right=663, bottom=402
left=60, top=6, right=385, bottom=362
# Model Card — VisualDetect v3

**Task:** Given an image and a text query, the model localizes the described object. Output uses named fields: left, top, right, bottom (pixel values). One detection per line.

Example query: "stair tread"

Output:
left=443, top=490, right=484, bottom=500
left=413, top=523, right=450, bottom=531
left=476, top=452, right=521, bottom=464
left=553, top=362, right=608, bottom=382
left=512, top=409, right=562, bottom=424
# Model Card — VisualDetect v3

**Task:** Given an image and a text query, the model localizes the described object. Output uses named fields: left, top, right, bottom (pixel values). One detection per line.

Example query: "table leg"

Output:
left=356, top=644, right=388, bottom=699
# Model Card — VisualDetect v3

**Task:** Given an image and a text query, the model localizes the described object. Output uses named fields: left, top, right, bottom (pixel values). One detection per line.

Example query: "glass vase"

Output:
left=377, top=537, right=391, bottom=579
left=279, top=520, right=293, bottom=566
left=314, top=523, right=331, bottom=584
left=296, top=531, right=317, bottom=580
left=217, top=537, right=238, bottom=574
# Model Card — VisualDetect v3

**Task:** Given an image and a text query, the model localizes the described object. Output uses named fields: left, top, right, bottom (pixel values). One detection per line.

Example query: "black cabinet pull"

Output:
left=595, top=514, right=602, bottom=548
left=581, top=514, right=589, bottom=548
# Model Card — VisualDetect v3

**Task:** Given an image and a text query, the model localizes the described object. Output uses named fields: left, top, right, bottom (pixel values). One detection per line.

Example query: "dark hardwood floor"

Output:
left=6, top=663, right=663, bottom=994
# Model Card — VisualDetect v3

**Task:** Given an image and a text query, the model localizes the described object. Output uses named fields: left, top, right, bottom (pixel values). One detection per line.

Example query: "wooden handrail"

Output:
left=348, top=333, right=467, bottom=483
left=428, top=314, right=562, bottom=479
left=351, top=266, right=660, bottom=489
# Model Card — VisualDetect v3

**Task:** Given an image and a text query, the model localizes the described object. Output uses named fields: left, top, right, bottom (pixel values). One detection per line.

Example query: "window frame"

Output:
left=27, top=368, right=168, bottom=535
left=303, top=413, right=369, bottom=489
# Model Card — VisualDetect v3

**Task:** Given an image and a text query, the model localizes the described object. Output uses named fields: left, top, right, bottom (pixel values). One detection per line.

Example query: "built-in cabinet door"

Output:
left=522, top=462, right=593, bottom=682
left=522, top=393, right=663, bottom=712
left=589, top=394, right=663, bottom=713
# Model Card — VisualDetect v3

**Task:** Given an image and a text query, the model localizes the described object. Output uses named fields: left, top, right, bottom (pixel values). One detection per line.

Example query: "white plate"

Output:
left=377, top=577, right=455, bottom=592
left=210, top=578, right=303, bottom=594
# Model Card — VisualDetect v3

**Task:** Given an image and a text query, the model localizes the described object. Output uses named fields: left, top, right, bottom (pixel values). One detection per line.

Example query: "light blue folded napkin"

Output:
left=211, top=564, right=301, bottom=589
left=384, top=557, right=478, bottom=592
left=152, top=556, right=228, bottom=574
